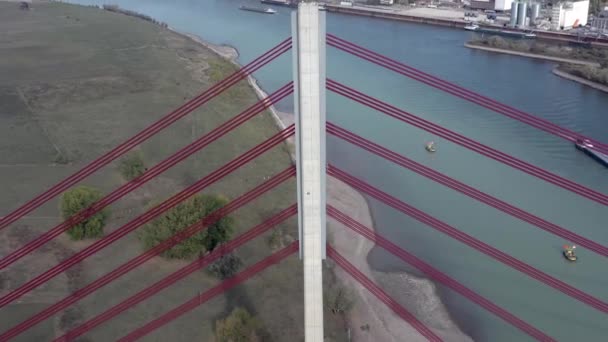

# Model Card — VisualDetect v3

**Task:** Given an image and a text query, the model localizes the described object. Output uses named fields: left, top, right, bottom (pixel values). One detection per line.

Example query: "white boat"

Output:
left=464, top=23, right=479, bottom=31
left=575, top=138, right=608, bottom=167
left=465, top=24, right=537, bottom=39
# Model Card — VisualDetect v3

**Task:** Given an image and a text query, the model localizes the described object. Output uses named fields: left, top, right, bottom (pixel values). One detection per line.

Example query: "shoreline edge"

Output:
left=173, top=26, right=472, bottom=342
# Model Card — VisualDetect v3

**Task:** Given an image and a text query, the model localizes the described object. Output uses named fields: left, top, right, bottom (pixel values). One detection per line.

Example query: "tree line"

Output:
left=60, top=151, right=239, bottom=278
left=60, top=151, right=357, bottom=340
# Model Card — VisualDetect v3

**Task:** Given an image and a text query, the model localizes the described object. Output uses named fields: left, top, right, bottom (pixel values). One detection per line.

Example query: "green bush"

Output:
left=560, top=64, right=608, bottom=86
left=267, top=229, right=282, bottom=250
left=208, top=252, right=242, bottom=279
left=529, top=43, right=549, bottom=54
left=118, top=151, right=146, bottom=181
left=215, top=308, right=260, bottom=342
left=510, top=40, right=530, bottom=52
left=53, top=152, right=70, bottom=165
left=486, top=36, right=509, bottom=49
left=138, top=194, right=234, bottom=260
left=477, top=35, right=534, bottom=52
left=472, top=31, right=608, bottom=67
left=60, top=186, right=108, bottom=240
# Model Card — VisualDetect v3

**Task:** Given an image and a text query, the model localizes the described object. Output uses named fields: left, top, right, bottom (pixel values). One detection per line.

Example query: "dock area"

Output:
left=324, top=4, right=467, bottom=29
left=324, top=4, right=608, bottom=48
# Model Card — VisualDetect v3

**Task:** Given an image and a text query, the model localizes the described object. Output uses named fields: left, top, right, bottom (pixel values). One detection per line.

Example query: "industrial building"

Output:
left=591, top=10, right=608, bottom=32
left=494, top=0, right=513, bottom=11
left=506, top=2, right=542, bottom=28
left=470, top=0, right=513, bottom=11
left=469, top=0, right=590, bottom=31
left=550, top=0, right=589, bottom=30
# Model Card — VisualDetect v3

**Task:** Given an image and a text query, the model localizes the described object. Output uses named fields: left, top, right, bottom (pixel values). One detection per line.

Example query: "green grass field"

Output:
left=0, top=2, right=347, bottom=341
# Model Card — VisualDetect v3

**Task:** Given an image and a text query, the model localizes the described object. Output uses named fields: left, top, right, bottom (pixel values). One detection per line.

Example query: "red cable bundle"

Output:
left=0, top=125, right=294, bottom=311
left=328, top=206, right=555, bottom=341
left=327, top=34, right=608, bottom=155
left=0, top=38, right=292, bottom=231
left=328, top=165, right=608, bottom=315
left=327, top=245, right=443, bottom=342
left=0, top=83, right=293, bottom=271
left=54, top=205, right=297, bottom=342
left=118, top=242, right=299, bottom=342
left=327, top=122, right=608, bottom=258
left=0, top=164, right=295, bottom=341
left=327, top=79, right=608, bottom=207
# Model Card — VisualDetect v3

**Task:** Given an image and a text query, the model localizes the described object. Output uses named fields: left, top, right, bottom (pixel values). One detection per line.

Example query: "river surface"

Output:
left=65, top=0, right=608, bottom=340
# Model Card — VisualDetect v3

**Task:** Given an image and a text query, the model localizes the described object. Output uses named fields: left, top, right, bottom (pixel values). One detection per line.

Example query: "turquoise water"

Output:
left=66, top=1, right=608, bottom=340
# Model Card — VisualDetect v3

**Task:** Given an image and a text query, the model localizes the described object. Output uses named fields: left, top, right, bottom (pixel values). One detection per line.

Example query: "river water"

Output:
left=65, top=0, right=608, bottom=340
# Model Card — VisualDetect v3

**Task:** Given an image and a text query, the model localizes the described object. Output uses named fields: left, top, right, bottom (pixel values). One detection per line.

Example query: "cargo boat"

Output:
left=465, top=23, right=536, bottom=39
left=261, top=0, right=297, bottom=7
left=575, top=139, right=608, bottom=168
left=239, top=5, right=277, bottom=14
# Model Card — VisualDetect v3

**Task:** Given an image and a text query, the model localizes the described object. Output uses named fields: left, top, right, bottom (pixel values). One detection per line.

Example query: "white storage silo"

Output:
left=510, top=2, right=520, bottom=27
left=530, top=3, right=541, bottom=25
left=517, top=2, right=528, bottom=28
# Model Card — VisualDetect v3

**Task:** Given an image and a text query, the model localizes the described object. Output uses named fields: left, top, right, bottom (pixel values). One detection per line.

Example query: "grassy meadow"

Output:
left=0, top=2, right=347, bottom=341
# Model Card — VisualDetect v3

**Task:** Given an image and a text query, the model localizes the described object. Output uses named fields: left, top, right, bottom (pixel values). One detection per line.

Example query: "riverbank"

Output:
left=465, top=42, right=601, bottom=67
left=553, top=67, right=608, bottom=93
left=177, top=30, right=292, bottom=139
left=61, top=0, right=608, bottom=340
left=325, top=3, right=608, bottom=48
left=328, top=179, right=472, bottom=341
left=0, top=2, right=307, bottom=340
left=182, top=24, right=471, bottom=342
left=325, top=3, right=466, bottom=29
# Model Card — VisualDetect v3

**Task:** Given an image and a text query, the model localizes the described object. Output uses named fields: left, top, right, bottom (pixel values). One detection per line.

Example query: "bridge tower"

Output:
left=292, top=2, right=326, bottom=341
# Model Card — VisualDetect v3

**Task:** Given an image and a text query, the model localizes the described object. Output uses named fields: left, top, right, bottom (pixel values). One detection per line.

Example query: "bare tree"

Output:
left=325, top=285, right=355, bottom=315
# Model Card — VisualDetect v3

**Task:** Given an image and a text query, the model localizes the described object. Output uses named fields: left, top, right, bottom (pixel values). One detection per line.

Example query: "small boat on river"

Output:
left=563, top=244, right=577, bottom=262
left=239, top=5, right=277, bottom=14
